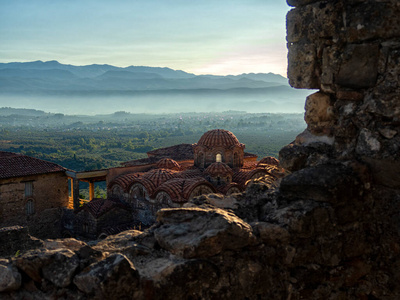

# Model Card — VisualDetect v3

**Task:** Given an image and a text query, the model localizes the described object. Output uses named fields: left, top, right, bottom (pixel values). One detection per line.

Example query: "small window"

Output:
left=26, top=199, right=35, bottom=215
left=216, top=153, right=222, bottom=162
left=25, top=181, right=33, bottom=197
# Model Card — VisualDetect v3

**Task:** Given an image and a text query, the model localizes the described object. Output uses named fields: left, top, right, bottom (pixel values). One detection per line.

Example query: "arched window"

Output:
left=26, top=199, right=35, bottom=215
left=216, top=153, right=222, bottom=162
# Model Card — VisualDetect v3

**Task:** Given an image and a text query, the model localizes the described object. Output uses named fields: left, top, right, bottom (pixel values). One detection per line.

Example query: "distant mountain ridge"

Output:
left=0, top=60, right=289, bottom=93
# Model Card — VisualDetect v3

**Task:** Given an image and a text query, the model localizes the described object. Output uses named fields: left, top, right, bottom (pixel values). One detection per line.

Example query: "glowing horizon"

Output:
left=0, top=1, right=290, bottom=77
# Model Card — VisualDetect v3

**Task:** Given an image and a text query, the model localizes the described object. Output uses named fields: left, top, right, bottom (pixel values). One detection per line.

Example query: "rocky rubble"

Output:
left=1, top=0, right=400, bottom=298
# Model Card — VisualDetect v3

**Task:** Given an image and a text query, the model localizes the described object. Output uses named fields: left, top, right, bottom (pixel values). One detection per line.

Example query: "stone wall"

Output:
left=1, top=1, right=400, bottom=299
left=0, top=226, right=43, bottom=257
left=284, top=0, right=400, bottom=178
left=0, top=172, right=69, bottom=237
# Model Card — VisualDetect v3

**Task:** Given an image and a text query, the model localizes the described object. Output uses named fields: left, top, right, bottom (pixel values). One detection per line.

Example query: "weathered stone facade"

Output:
left=1, top=1, right=400, bottom=299
left=0, top=172, right=69, bottom=238
left=74, top=199, right=134, bottom=240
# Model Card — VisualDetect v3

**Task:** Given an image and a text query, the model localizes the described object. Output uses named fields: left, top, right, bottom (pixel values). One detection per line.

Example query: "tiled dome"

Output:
left=205, top=162, right=233, bottom=176
left=108, top=172, right=143, bottom=192
left=257, top=156, right=280, bottom=167
left=197, top=129, right=241, bottom=148
left=156, top=158, right=181, bottom=171
left=154, top=177, right=214, bottom=203
left=142, top=168, right=177, bottom=187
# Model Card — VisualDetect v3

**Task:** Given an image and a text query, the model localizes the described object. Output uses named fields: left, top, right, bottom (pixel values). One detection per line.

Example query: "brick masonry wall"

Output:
left=0, top=172, right=69, bottom=237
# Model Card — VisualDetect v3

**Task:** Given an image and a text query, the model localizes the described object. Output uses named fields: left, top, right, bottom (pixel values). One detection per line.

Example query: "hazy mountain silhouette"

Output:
left=0, top=61, right=312, bottom=114
left=0, top=60, right=289, bottom=92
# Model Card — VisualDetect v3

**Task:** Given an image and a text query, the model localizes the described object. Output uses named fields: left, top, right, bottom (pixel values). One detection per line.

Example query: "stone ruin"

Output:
left=1, top=0, right=400, bottom=298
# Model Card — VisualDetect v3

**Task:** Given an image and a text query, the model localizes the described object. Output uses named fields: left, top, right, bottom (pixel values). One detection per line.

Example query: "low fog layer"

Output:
left=0, top=61, right=313, bottom=114
left=0, top=88, right=312, bottom=115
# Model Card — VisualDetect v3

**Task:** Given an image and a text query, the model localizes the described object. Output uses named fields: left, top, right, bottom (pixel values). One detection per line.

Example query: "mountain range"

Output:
left=0, top=61, right=312, bottom=114
left=0, top=60, right=289, bottom=93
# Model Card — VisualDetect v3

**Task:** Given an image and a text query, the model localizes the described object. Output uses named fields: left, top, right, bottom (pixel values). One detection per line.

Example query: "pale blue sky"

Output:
left=0, top=0, right=290, bottom=76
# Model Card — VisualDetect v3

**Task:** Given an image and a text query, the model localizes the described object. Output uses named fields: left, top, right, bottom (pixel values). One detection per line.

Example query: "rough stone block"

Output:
left=0, top=259, right=21, bottom=292
left=288, top=43, right=319, bottom=89
left=287, top=2, right=340, bottom=43
left=154, top=207, right=255, bottom=258
left=279, top=143, right=309, bottom=172
left=74, top=253, right=139, bottom=298
left=41, top=249, right=79, bottom=288
left=336, top=90, right=364, bottom=101
left=252, top=222, right=290, bottom=246
left=356, top=128, right=381, bottom=156
left=304, top=92, right=335, bottom=134
left=337, top=44, right=379, bottom=89
left=279, top=164, right=360, bottom=204
left=345, top=2, right=400, bottom=43
left=362, top=157, right=400, bottom=189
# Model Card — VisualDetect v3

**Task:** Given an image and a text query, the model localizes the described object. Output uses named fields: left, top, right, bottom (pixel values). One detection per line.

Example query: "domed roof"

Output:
left=142, top=168, right=177, bottom=186
left=257, top=156, right=280, bottom=167
left=196, top=129, right=241, bottom=148
left=156, top=158, right=181, bottom=170
left=108, top=172, right=144, bottom=192
left=233, top=169, right=269, bottom=188
left=154, top=177, right=215, bottom=203
left=205, top=162, right=233, bottom=176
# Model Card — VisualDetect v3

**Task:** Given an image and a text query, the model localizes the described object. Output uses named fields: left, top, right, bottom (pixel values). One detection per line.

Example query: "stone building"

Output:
left=73, top=198, right=133, bottom=240
left=0, top=151, right=69, bottom=237
left=106, top=129, right=282, bottom=225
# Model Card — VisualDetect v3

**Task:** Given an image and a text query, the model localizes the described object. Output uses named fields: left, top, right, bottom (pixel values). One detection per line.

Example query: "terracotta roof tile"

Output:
left=75, top=198, right=130, bottom=218
left=205, top=162, right=233, bottom=176
left=154, top=177, right=216, bottom=203
left=195, top=129, right=242, bottom=148
left=257, top=156, right=280, bottom=166
left=142, top=168, right=178, bottom=187
left=233, top=168, right=270, bottom=188
left=0, top=151, right=65, bottom=179
left=108, top=172, right=144, bottom=192
left=156, top=158, right=181, bottom=170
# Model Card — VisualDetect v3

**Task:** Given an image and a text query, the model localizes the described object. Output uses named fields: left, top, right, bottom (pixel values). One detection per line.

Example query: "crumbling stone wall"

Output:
left=279, top=0, right=400, bottom=298
left=284, top=0, right=400, bottom=177
left=1, top=1, right=400, bottom=299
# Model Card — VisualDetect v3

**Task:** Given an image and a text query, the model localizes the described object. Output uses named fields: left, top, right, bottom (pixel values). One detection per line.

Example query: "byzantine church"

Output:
left=106, top=129, right=282, bottom=225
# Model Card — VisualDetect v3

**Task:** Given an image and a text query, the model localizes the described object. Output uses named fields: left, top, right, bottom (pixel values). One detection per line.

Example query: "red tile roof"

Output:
left=195, top=129, right=243, bottom=149
left=257, top=156, right=280, bottom=166
left=142, top=168, right=178, bottom=187
left=108, top=172, right=144, bottom=192
left=75, top=198, right=130, bottom=218
left=0, top=151, right=65, bottom=179
left=156, top=158, right=181, bottom=171
left=154, top=177, right=216, bottom=203
left=205, top=162, right=233, bottom=176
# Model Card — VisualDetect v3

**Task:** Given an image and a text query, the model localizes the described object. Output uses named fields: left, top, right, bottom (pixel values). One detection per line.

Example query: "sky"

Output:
left=0, top=0, right=291, bottom=76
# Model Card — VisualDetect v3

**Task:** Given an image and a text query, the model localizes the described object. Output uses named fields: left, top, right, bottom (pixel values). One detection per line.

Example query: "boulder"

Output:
left=142, top=259, right=220, bottom=300
left=0, top=259, right=21, bottom=292
left=15, top=249, right=79, bottom=288
left=154, top=207, right=256, bottom=258
left=73, top=253, right=139, bottom=299
left=41, top=250, right=80, bottom=288
left=279, top=164, right=360, bottom=204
